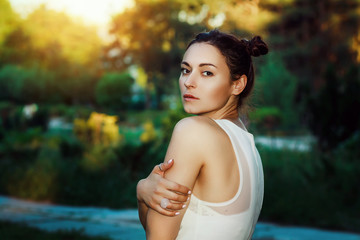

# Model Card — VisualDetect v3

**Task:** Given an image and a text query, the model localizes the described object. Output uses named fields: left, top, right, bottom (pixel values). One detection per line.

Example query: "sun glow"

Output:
left=9, top=0, right=134, bottom=25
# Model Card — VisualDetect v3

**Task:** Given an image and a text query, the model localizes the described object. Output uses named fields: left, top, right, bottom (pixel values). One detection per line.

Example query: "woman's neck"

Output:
left=199, top=105, right=239, bottom=120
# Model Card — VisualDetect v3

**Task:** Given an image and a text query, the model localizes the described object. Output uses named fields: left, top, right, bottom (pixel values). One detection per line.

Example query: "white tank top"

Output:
left=176, top=118, right=264, bottom=240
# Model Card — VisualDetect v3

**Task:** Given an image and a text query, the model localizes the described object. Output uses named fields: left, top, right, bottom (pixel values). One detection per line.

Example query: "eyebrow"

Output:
left=181, top=61, right=217, bottom=68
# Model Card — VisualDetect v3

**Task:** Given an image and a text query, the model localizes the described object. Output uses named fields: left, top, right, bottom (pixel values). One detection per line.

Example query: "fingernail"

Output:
left=182, top=204, right=186, bottom=209
left=168, top=159, right=173, bottom=164
left=188, top=190, right=192, bottom=194
left=175, top=212, right=180, bottom=216
left=187, top=196, right=190, bottom=201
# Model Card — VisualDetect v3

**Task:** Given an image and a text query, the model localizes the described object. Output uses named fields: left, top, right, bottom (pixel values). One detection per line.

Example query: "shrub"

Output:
left=254, top=53, right=300, bottom=131
left=0, top=64, right=53, bottom=103
left=95, top=72, right=133, bottom=110
left=259, top=142, right=360, bottom=232
left=73, top=112, right=122, bottom=146
left=249, top=107, right=282, bottom=133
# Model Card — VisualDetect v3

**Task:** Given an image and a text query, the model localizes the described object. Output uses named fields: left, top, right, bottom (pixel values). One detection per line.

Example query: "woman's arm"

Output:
left=146, top=117, right=213, bottom=240
left=137, top=159, right=191, bottom=229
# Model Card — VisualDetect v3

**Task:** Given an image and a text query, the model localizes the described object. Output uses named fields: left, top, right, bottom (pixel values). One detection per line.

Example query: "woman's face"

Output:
left=179, top=43, right=235, bottom=117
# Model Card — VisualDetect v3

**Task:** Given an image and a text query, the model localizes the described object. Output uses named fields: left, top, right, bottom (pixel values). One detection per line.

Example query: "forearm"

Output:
left=138, top=199, right=149, bottom=229
left=135, top=159, right=192, bottom=232
left=146, top=208, right=181, bottom=240
left=137, top=179, right=148, bottom=229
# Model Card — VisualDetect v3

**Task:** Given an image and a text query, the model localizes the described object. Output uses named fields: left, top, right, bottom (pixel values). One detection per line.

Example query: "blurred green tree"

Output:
left=0, top=64, right=52, bottom=103
left=263, top=0, right=360, bottom=150
left=105, top=0, right=205, bottom=109
left=0, top=27, right=34, bottom=68
left=0, top=4, right=102, bottom=104
left=0, top=0, right=19, bottom=48
left=254, top=52, right=299, bottom=131
left=95, top=72, right=133, bottom=110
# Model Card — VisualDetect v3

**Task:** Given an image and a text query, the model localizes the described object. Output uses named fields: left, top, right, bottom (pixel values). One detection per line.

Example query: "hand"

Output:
left=137, top=159, right=191, bottom=216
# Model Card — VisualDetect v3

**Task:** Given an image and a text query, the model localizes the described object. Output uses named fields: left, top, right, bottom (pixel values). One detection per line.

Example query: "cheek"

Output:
left=179, top=78, right=185, bottom=93
left=205, top=82, right=231, bottom=101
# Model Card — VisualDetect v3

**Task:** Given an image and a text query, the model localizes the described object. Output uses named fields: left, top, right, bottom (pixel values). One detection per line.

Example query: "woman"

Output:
left=137, top=30, right=268, bottom=240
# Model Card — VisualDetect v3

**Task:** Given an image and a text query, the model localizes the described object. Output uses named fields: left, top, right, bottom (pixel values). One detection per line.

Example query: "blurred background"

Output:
left=0, top=0, right=359, bottom=236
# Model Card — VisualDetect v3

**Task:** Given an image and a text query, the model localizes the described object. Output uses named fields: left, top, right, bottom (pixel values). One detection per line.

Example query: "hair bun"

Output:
left=247, top=36, right=268, bottom=57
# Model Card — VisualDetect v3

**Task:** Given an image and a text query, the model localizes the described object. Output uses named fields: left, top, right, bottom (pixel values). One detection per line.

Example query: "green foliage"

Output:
left=95, top=72, right=133, bottom=110
left=0, top=5, right=102, bottom=105
left=160, top=106, right=189, bottom=142
left=265, top=0, right=360, bottom=149
left=259, top=143, right=360, bottom=231
left=0, top=220, right=110, bottom=240
left=0, top=102, right=50, bottom=136
left=81, top=145, right=118, bottom=172
left=0, top=0, right=19, bottom=47
left=23, top=5, right=102, bottom=67
left=125, top=110, right=169, bottom=128
left=2, top=131, right=68, bottom=200
left=0, top=64, right=55, bottom=103
left=306, top=65, right=360, bottom=150
left=107, top=0, right=205, bottom=108
left=45, top=104, right=93, bottom=121
left=0, top=107, right=169, bottom=208
left=255, top=53, right=299, bottom=130
left=249, top=107, right=282, bottom=132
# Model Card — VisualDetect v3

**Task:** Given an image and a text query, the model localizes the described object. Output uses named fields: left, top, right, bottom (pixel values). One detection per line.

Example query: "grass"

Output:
left=0, top=220, right=111, bottom=240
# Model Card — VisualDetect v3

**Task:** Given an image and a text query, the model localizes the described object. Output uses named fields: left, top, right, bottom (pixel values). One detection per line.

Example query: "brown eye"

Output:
left=181, top=68, right=190, bottom=75
left=202, top=71, right=213, bottom=76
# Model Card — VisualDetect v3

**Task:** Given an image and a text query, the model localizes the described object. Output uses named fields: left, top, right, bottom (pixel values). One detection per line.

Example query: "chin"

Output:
left=183, top=106, right=197, bottom=115
left=183, top=107, right=204, bottom=115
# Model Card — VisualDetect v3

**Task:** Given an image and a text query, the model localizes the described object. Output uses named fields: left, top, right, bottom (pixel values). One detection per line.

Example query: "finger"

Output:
left=152, top=159, right=174, bottom=175
left=152, top=205, right=180, bottom=217
left=165, top=180, right=191, bottom=196
left=160, top=158, right=174, bottom=171
left=167, top=201, right=187, bottom=211
left=161, top=189, right=190, bottom=203
left=152, top=164, right=163, bottom=175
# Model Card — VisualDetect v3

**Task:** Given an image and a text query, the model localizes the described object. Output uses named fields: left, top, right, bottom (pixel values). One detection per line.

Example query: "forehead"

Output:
left=182, top=43, right=227, bottom=67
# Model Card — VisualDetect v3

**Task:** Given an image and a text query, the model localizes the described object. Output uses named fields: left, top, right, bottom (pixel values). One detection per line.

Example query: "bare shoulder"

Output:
left=163, top=116, right=227, bottom=189
left=166, top=116, right=230, bottom=163
left=172, top=116, right=223, bottom=140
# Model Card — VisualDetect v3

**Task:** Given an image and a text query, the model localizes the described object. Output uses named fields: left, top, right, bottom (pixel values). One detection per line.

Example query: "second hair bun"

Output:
left=247, top=36, right=268, bottom=57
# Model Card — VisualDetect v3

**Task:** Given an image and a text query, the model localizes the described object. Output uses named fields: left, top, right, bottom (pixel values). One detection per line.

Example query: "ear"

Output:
left=232, top=75, right=247, bottom=95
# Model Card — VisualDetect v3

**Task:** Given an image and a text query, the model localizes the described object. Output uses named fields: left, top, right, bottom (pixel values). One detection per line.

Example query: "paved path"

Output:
left=1, top=196, right=359, bottom=240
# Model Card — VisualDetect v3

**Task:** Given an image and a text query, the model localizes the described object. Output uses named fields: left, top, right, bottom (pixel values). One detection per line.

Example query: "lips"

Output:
left=183, top=94, right=199, bottom=101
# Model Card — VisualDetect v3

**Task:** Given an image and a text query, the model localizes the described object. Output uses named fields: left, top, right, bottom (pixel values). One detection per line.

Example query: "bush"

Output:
left=95, top=72, right=133, bottom=110
left=249, top=107, right=282, bottom=133
left=259, top=142, right=360, bottom=232
left=254, top=53, right=300, bottom=131
left=0, top=102, right=49, bottom=134
left=0, top=64, right=53, bottom=103
left=305, top=66, right=360, bottom=150
left=0, top=114, right=167, bottom=208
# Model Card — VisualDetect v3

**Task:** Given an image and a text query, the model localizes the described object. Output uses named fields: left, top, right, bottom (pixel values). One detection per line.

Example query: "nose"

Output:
left=184, top=73, right=196, bottom=88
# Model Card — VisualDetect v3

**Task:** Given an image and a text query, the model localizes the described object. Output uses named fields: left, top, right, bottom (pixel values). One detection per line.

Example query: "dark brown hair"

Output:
left=187, top=30, right=268, bottom=109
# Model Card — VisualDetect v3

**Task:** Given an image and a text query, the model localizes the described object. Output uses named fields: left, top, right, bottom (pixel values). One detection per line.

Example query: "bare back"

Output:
left=175, top=117, right=263, bottom=240
left=192, top=117, right=241, bottom=203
